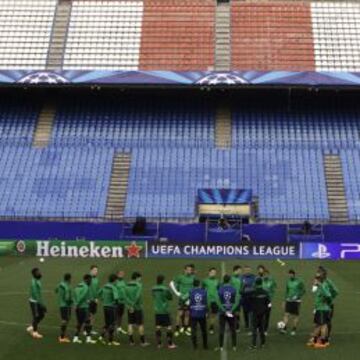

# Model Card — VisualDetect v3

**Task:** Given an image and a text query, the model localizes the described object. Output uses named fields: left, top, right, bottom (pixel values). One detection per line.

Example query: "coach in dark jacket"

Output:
left=249, top=277, right=271, bottom=349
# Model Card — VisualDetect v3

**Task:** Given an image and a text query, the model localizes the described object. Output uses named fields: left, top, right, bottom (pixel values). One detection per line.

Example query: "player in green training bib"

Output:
left=115, top=270, right=127, bottom=335
left=152, top=275, right=177, bottom=349
left=98, top=274, right=120, bottom=346
left=258, top=267, right=277, bottom=335
left=88, top=265, right=99, bottom=333
left=202, top=268, right=220, bottom=335
left=125, top=272, right=150, bottom=347
left=317, top=266, right=338, bottom=342
left=230, top=265, right=243, bottom=333
left=27, top=267, right=47, bottom=339
left=73, top=274, right=96, bottom=344
left=55, top=273, right=73, bottom=343
left=307, top=274, right=332, bottom=348
left=280, top=269, right=306, bottom=336
left=170, top=264, right=195, bottom=337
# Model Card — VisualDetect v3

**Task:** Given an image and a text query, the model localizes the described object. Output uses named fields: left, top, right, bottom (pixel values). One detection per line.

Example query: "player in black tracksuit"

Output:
left=249, top=278, right=271, bottom=349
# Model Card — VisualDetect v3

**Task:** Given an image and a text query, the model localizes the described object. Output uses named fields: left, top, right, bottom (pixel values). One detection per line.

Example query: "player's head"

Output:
left=314, top=274, right=324, bottom=285
left=243, top=265, right=251, bottom=274
left=31, top=267, right=41, bottom=279
left=223, top=274, right=231, bottom=284
left=117, top=270, right=125, bottom=279
left=184, top=264, right=193, bottom=275
left=233, top=265, right=242, bottom=275
left=157, top=275, right=165, bottom=285
left=189, top=264, right=196, bottom=274
left=288, top=269, right=296, bottom=280
left=257, top=265, right=266, bottom=276
left=83, top=274, right=92, bottom=285
left=193, top=279, right=201, bottom=287
left=255, top=277, right=263, bottom=288
left=90, top=265, right=98, bottom=277
left=132, top=271, right=142, bottom=282
left=109, top=274, right=117, bottom=283
left=317, top=266, right=327, bottom=279
left=208, top=267, right=217, bottom=278
left=64, top=273, right=71, bottom=283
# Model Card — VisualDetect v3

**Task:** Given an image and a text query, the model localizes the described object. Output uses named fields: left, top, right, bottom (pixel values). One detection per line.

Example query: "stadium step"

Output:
left=324, top=155, right=349, bottom=224
left=46, top=0, right=72, bottom=70
left=33, top=102, right=56, bottom=148
left=215, top=103, right=232, bottom=148
left=215, top=2, right=231, bottom=71
left=105, top=153, right=132, bottom=221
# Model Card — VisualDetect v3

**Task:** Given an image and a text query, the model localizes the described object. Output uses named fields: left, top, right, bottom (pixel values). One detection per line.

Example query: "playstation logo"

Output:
left=312, top=244, right=331, bottom=259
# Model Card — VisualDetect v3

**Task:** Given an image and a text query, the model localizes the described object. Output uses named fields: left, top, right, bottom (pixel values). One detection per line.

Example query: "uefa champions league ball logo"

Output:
left=195, top=294, right=203, bottom=303
left=197, top=72, right=248, bottom=85
left=15, top=240, right=26, bottom=254
left=17, top=72, right=69, bottom=84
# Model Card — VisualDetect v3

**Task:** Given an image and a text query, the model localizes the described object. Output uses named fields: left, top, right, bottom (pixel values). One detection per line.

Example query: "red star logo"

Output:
left=125, top=242, right=142, bottom=258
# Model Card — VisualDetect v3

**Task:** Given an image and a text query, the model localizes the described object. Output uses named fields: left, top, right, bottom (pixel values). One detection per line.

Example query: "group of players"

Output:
left=27, top=263, right=338, bottom=351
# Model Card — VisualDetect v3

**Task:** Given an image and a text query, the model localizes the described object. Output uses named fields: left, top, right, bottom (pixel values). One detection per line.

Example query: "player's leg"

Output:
left=107, top=307, right=118, bottom=345
left=190, top=317, right=198, bottom=349
left=59, top=307, right=71, bottom=343
left=218, top=314, right=226, bottom=349
left=259, top=314, right=266, bottom=347
left=175, top=309, right=183, bottom=336
left=264, top=307, right=271, bottom=334
left=250, top=313, right=258, bottom=349
left=184, top=308, right=191, bottom=336
left=128, top=310, right=135, bottom=345
left=84, top=309, right=96, bottom=344
left=137, top=311, right=150, bottom=347
left=116, top=303, right=127, bottom=334
left=326, top=304, right=334, bottom=342
left=73, top=308, right=84, bottom=343
left=199, top=317, right=208, bottom=349
left=88, top=301, right=97, bottom=335
left=209, top=302, right=218, bottom=335
left=228, top=316, right=237, bottom=350
left=166, top=324, right=176, bottom=349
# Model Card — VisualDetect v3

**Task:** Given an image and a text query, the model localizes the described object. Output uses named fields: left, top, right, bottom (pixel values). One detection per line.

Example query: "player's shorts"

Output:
left=116, top=303, right=125, bottom=319
left=128, top=310, right=144, bottom=326
left=30, top=302, right=46, bottom=320
left=209, top=302, right=219, bottom=315
left=178, top=299, right=189, bottom=311
left=60, top=307, right=72, bottom=322
left=104, top=306, right=116, bottom=327
left=314, top=310, right=330, bottom=326
left=89, top=301, right=98, bottom=315
left=76, top=308, right=90, bottom=325
left=285, top=301, right=301, bottom=316
left=155, top=314, right=171, bottom=327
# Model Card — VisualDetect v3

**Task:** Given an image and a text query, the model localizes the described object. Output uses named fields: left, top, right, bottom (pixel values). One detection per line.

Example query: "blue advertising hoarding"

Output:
left=148, top=243, right=299, bottom=259
left=301, top=242, right=360, bottom=260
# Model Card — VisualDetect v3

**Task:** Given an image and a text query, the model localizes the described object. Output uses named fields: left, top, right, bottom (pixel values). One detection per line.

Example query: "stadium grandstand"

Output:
left=0, top=0, right=359, bottom=227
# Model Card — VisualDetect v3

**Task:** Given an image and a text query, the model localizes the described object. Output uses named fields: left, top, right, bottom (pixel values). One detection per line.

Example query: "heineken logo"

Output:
left=35, top=241, right=144, bottom=259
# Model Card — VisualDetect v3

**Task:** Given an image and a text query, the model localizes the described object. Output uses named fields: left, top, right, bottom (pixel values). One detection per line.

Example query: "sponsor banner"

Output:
left=0, top=70, right=360, bottom=87
left=0, top=240, right=145, bottom=259
left=148, top=243, right=299, bottom=259
left=301, top=242, right=360, bottom=260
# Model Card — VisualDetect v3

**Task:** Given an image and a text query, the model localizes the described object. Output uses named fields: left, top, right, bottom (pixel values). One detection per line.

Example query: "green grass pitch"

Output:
left=0, top=257, right=359, bottom=360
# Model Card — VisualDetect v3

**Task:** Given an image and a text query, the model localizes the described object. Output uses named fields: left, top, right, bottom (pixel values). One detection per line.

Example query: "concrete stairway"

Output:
left=105, top=153, right=132, bottom=221
left=324, top=154, right=349, bottom=223
left=215, top=103, right=232, bottom=148
left=33, top=102, right=56, bottom=148
left=46, top=0, right=72, bottom=70
left=215, top=1, right=231, bottom=71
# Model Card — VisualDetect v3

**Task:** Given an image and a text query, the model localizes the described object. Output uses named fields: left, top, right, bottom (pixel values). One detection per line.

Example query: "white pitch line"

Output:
left=220, top=261, right=228, bottom=360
